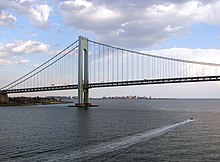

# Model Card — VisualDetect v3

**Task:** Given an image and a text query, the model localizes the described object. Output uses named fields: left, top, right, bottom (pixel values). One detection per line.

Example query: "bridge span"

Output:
left=2, top=75, right=220, bottom=94
left=1, top=36, right=220, bottom=106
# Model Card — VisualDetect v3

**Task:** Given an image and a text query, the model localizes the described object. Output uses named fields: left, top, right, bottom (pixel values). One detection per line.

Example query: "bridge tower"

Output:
left=75, top=36, right=91, bottom=107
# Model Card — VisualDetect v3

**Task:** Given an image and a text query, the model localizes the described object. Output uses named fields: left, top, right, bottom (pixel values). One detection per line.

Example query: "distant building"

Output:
left=102, top=95, right=152, bottom=99
left=46, top=96, right=74, bottom=103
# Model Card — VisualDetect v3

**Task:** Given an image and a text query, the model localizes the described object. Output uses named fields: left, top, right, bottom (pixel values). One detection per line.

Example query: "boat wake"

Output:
left=47, top=119, right=193, bottom=161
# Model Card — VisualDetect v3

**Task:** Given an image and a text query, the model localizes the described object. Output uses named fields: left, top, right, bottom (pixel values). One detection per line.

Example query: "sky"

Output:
left=1, top=0, right=220, bottom=98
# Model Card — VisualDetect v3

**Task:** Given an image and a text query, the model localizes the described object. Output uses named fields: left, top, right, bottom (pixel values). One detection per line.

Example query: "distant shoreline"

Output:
left=91, top=97, right=220, bottom=100
left=0, top=102, right=73, bottom=107
left=1, top=97, right=220, bottom=107
left=0, top=96, right=74, bottom=106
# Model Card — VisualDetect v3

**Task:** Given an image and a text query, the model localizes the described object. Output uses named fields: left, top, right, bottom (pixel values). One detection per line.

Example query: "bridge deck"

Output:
left=1, top=75, right=220, bottom=94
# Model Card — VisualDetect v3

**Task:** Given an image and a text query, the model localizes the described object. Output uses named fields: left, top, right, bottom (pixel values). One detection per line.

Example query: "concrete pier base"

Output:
left=69, top=103, right=98, bottom=108
left=0, top=93, right=9, bottom=103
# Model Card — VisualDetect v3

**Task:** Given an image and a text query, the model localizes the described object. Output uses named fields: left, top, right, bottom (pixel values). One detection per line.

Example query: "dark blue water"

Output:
left=1, top=99, right=220, bottom=161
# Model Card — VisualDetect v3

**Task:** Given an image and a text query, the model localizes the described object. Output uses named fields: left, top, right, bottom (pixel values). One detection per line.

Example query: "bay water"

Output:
left=1, top=99, right=220, bottom=161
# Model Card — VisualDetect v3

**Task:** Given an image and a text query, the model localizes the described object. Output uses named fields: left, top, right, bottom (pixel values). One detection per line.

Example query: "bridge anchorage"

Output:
left=0, top=93, right=9, bottom=103
left=1, top=36, right=220, bottom=107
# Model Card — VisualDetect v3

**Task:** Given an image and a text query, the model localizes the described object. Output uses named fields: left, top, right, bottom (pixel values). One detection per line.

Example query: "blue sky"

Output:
left=1, top=0, right=220, bottom=98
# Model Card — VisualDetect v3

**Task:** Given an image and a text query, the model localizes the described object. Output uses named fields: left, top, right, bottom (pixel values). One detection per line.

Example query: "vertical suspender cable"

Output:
left=127, top=51, right=129, bottom=81
left=108, top=46, right=110, bottom=82
left=103, top=45, right=105, bottom=82
left=122, top=50, right=123, bottom=81
left=112, top=48, right=114, bottom=82
left=99, top=44, right=101, bottom=82
left=93, top=43, right=96, bottom=83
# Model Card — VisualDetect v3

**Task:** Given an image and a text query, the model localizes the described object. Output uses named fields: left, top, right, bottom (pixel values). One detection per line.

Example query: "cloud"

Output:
left=0, top=40, right=51, bottom=66
left=52, top=23, right=64, bottom=33
left=59, top=0, right=220, bottom=48
left=14, top=0, right=51, bottom=29
left=164, top=25, right=184, bottom=33
left=0, top=0, right=51, bottom=29
left=15, top=59, right=29, bottom=64
left=0, top=10, right=16, bottom=27
left=0, top=59, right=13, bottom=65
left=0, top=1, right=9, bottom=9
left=33, top=63, right=40, bottom=68
left=26, top=32, right=38, bottom=37
left=59, top=0, right=121, bottom=30
left=0, top=58, right=30, bottom=66
left=0, top=40, right=49, bottom=55
left=0, top=31, right=6, bottom=35
left=145, top=48, right=220, bottom=64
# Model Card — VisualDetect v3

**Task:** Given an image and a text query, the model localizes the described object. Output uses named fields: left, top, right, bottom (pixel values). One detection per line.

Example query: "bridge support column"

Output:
left=75, top=36, right=91, bottom=107
left=0, top=93, right=9, bottom=103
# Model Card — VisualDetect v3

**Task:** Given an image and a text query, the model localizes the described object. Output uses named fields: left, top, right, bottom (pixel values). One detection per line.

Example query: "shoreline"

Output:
left=0, top=102, right=74, bottom=107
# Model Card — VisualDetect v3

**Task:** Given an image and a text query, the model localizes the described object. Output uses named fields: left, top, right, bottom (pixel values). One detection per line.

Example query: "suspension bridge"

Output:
left=1, top=36, right=220, bottom=106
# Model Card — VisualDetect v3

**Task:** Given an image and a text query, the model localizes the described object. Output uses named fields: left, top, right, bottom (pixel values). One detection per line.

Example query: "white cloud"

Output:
left=15, top=59, right=29, bottom=64
left=12, top=0, right=52, bottom=29
left=60, top=0, right=119, bottom=21
left=0, top=59, right=13, bottom=65
left=26, top=32, right=38, bottom=37
left=145, top=48, right=220, bottom=64
left=59, top=0, right=220, bottom=48
left=33, top=63, right=40, bottom=68
left=0, top=40, right=49, bottom=55
left=0, top=40, right=51, bottom=66
left=52, top=23, right=64, bottom=33
left=0, top=10, right=16, bottom=27
left=30, top=3, right=51, bottom=28
left=164, top=25, right=184, bottom=33
left=59, top=0, right=121, bottom=30
left=0, top=0, right=51, bottom=29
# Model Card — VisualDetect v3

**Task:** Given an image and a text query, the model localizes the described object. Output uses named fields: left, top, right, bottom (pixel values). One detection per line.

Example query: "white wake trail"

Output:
left=48, top=119, right=193, bottom=161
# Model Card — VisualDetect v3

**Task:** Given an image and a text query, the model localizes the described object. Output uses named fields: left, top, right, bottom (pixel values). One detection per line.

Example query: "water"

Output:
left=1, top=99, right=220, bottom=161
